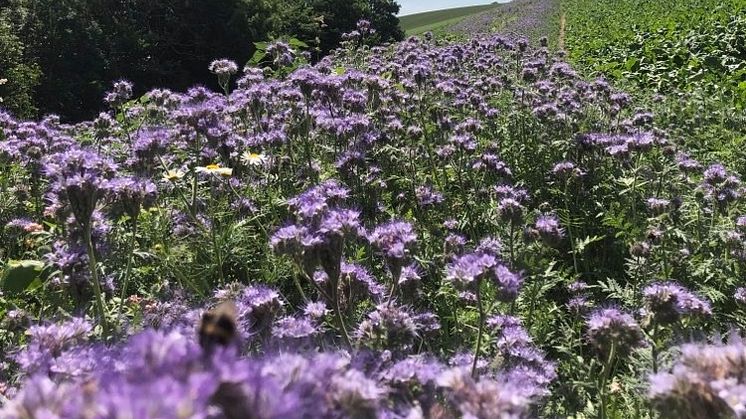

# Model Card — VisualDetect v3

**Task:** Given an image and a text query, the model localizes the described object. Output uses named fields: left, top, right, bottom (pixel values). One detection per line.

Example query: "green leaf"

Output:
left=1, top=260, right=46, bottom=295
left=248, top=51, right=267, bottom=66
left=288, top=38, right=308, bottom=48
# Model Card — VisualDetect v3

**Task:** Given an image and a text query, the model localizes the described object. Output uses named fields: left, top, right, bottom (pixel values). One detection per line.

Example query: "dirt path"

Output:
left=559, top=12, right=566, bottom=50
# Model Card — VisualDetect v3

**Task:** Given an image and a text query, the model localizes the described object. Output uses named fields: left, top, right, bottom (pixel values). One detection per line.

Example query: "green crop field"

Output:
left=399, top=3, right=501, bottom=34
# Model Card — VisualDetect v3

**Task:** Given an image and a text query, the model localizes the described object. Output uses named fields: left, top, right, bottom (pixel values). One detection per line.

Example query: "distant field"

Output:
left=399, top=3, right=501, bottom=35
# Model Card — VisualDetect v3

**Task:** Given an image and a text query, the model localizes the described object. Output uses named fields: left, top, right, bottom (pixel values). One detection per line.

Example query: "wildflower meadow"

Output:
left=1, top=0, right=745, bottom=417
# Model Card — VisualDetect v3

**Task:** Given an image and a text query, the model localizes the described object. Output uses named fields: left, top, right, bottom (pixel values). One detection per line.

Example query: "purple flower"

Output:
left=272, top=316, right=318, bottom=340
left=735, top=287, right=746, bottom=305
left=303, top=301, right=328, bottom=319
left=497, top=197, right=524, bottom=224
left=491, top=265, right=523, bottom=302
left=476, top=236, right=503, bottom=257
left=446, top=252, right=497, bottom=290
left=646, top=197, right=671, bottom=214
left=534, top=214, right=564, bottom=245
left=318, top=208, right=364, bottom=240
left=642, top=282, right=711, bottom=324
left=649, top=336, right=746, bottom=418
left=552, top=161, right=580, bottom=179
left=270, top=224, right=310, bottom=256
left=415, top=185, right=444, bottom=207
left=704, top=164, right=729, bottom=185
left=586, top=308, right=646, bottom=358
left=108, top=176, right=157, bottom=219
left=209, top=59, right=239, bottom=77
left=368, top=220, right=417, bottom=265
left=330, top=369, right=383, bottom=417
left=567, top=296, right=592, bottom=314
left=44, top=148, right=118, bottom=226
left=104, top=80, right=133, bottom=107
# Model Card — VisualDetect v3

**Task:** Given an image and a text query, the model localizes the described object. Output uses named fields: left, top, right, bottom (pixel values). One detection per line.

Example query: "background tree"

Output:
left=0, top=0, right=403, bottom=121
left=0, top=7, right=41, bottom=118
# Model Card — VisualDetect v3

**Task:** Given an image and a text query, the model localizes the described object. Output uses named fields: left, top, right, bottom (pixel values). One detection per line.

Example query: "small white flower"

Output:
left=241, top=151, right=267, bottom=167
left=196, top=164, right=233, bottom=177
left=162, top=169, right=185, bottom=182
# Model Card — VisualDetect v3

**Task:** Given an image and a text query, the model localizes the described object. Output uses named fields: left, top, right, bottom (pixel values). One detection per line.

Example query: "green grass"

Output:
left=399, top=3, right=501, bottom=35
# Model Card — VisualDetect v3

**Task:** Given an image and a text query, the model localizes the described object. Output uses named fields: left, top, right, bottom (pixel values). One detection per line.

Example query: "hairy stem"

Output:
left=116, top=218, right=138, bottom=324
left=471, top=283, right=485, bottom=378
left=84, top=222, right=109, bottom=336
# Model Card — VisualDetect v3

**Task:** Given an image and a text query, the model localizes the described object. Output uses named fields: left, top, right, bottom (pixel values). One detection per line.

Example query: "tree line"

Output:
left=0, top=0, right=403, bottom=121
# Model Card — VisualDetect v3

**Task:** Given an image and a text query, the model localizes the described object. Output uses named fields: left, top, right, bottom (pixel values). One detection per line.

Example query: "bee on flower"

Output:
left=241, top=150, right=267, bottom=167
left=196, top=164, right=233, bottom=177
left=162, top=169, right=186, bottom=182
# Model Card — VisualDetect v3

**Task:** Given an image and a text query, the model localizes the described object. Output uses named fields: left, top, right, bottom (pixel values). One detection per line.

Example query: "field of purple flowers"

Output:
left=1, top=7, right=745, bottom=419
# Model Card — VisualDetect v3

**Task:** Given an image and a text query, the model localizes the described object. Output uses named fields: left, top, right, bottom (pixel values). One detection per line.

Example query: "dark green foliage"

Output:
left=0, top=0, right=402, bottom=121
left=0, top=11, right=40, bottom=118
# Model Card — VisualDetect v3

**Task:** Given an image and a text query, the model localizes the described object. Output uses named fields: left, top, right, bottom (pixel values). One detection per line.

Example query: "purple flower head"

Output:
left=446, top=252, right=497, bottom=290
left=272, top=316, right=318, bottom=340
left=735, top=287, right=746, bottom=305
left=44, top=148, right=118, bottom=226
left=381, top=355, right=444, bottom=386
left=649, top=336, right=746, bottom=418
left=491, top=265, right=523, bottom=302
left=704, top=164, right=729, bottom=185
left=626, top=132, right=655, bottom=152
left=436, top=367, right=539, bottom=417
left=356, top=304, right=419, bottom=350
left=368, top=220, right=417, bottom=267
left=646, top=197, right=671, bottom=215
left=552, top=161, right=581, bottom=179
left=108, top=176, right=157, bottom=219
left=270, top=224, right=310, bottom=257
left=700, top=164, right=742, bottom=209
left=642, top=282, right=711, bottom=325
left=586, top=308, right=646, bottom=358
left=497, top=197, right=524, bottom=224
left=473, top=153, right=512, bottom=178
left=476, top=236, right=502, bottom=257
left=288, top=180, right=349, bottom=220
left=567, top=296, right=592, bottom=314
left=415, top=185, right=444, bottom=207
left=444, top=233, right=467, bottom=255
left=534, top=214, right=564, bottom=246
left=304, top=301, right=328, bottom=320
left=736, top=215, right=746, bottom=233
left=568, top=281, right=589, bottom=294
left=208, top=59, right=239, bottom=77
left=676, top=153, right=702, bottom=173
left=236, top=285, right=283, bottom=336
left=104, top=79, right=133, bottom=107
left=318, top=208, right=364, bottom=241
left=340, top=262, right=385, bottom=301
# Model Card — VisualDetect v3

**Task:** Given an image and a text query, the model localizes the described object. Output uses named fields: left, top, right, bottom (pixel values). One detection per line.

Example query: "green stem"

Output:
left=599, top=341, right=616, bottom=419
left=116, top=218, right=138, bottom=323
left=84, top=222, right=109, bottom=336
left=210, top=216, right=225, bottom=286
left=651, top=322, right=659, bottom=374
left=471, top=283, right=485, bottom=378
left=331, top=285, right=352, bottom=348
left=564, top=182, right=579, bottom=276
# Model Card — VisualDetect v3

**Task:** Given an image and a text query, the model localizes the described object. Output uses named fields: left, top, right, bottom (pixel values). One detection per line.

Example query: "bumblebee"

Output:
left=198, top=301, right=238, bottom=351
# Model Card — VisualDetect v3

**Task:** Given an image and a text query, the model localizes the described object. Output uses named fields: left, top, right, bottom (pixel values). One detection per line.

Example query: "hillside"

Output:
left=399, top=3, right=501, bottom=34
